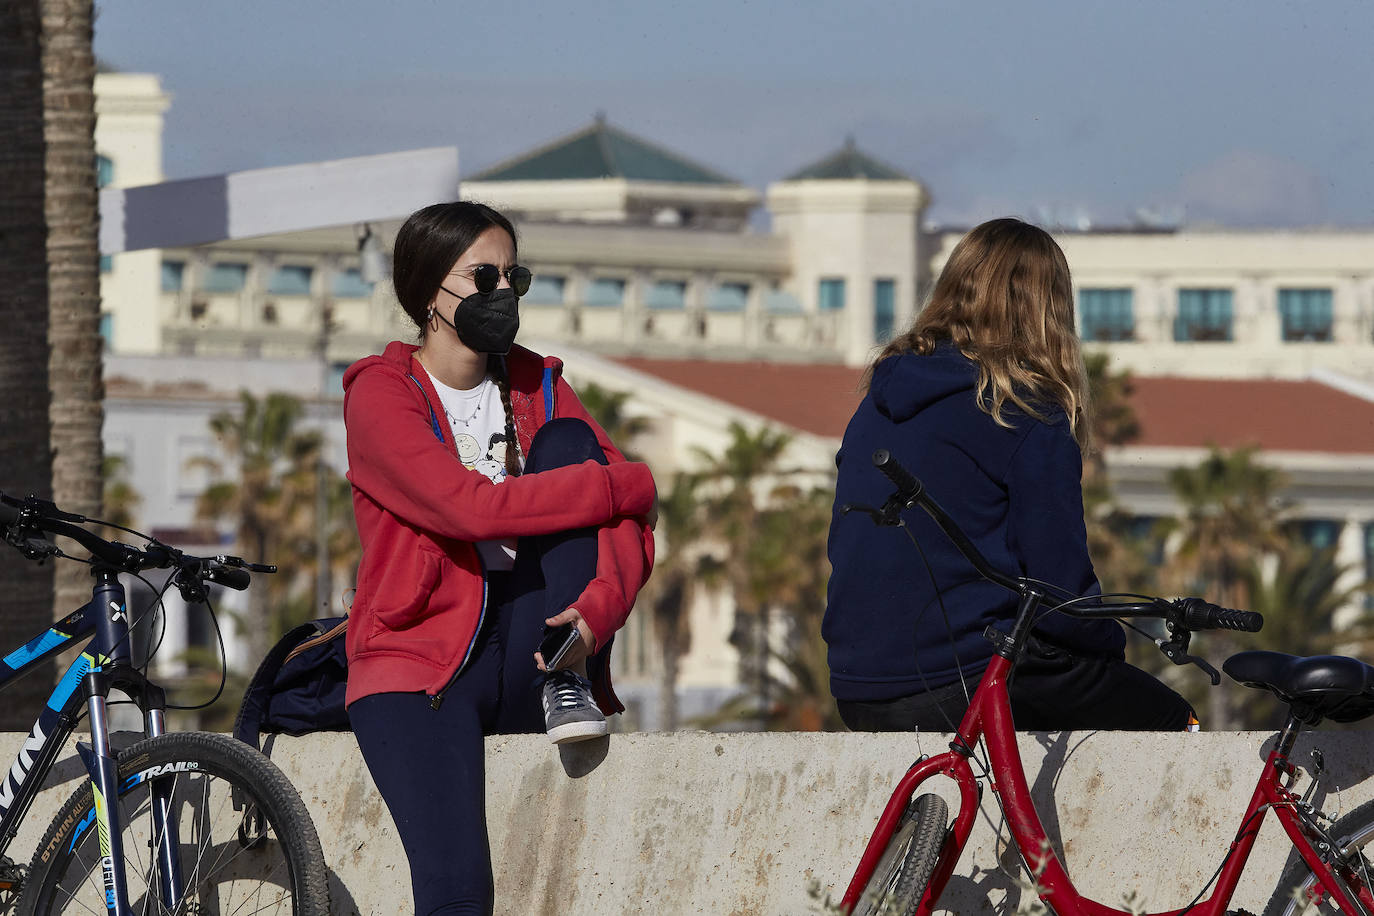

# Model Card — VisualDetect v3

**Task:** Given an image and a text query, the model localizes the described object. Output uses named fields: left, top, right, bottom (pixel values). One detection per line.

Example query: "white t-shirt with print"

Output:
left=424, top=368, right=525, bottom=571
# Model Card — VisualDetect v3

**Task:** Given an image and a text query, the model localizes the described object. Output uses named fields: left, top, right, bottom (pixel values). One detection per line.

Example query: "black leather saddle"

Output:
left=1223, top=651, right=1374, bottom=724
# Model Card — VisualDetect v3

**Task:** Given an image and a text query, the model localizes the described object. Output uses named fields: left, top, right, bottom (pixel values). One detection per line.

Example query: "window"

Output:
left=1175, top=289, right=1233, bottom=341
left=332, top=267, right=371, bottom=298
left=818, top=278, right=846, bottom=311
left=764, top=288, right=803, bottom=313
left=1295, top=519, right=1342, bottom=551
left=873, top=279, right=895, bottom=343
left=100, top=255, right=113, bottom=274
left=1078, top=288, right=1135, bottom=342
left=268, top=265, right=313, bottom=296
left=585, top=277, right=625, bottom=308
left=204, top=263, right=248, bottom=294
left=707, top=282, right=749, bottom=312
left=525, top=274, right=565, bottom=305
left=96, top=154, right=114, bottom=188
left=646, top=280, right=686, bottom=310
left=98, top=313, right=112, bottom=351
left=1278, top=288, right=1333, bottom=342
left=161, top=260, right=185, bottom=292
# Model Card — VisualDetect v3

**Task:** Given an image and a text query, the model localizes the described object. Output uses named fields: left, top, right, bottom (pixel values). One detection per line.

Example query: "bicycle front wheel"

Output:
left=1264, top=799, right=1374, bottom=916
left=20, top=731, right=328, bottom=916
left=853, top=793, right=949, bottom=916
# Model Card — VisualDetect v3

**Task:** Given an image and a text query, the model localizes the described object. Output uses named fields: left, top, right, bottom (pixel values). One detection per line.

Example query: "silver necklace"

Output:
left=443, top=378, right=491, bottom=428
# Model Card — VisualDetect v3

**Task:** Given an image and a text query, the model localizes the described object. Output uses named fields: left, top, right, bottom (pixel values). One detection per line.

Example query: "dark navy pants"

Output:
left=349, top=419, right=606, bottom=916
left=836, top=634, right=1195, bottom=732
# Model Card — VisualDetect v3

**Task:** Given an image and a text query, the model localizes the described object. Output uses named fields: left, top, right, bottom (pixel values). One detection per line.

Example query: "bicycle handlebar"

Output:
left=866, top=450, right=1264, bottom=634
left=0, top=490, right=267, bottom=592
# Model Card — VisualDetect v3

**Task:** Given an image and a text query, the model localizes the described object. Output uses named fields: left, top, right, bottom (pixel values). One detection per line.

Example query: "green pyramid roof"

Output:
left=784, top=138, right=912, bottom=181
left=469, top=117, right=741, bottom=185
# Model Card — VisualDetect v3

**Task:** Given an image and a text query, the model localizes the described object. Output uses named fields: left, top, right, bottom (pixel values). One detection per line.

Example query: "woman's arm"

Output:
left=345, top=368, right=655, bottom=543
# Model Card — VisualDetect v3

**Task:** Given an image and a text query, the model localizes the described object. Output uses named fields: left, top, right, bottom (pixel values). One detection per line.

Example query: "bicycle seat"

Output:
left=1223, top=651, right=1374, bottom=724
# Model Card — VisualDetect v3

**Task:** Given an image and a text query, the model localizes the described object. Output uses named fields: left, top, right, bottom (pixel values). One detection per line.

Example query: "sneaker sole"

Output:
left=547, top=719, right=609, bottom=744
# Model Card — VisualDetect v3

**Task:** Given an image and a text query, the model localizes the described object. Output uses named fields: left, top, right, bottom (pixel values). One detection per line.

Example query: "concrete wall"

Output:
left=10, top=730, right=1374, bottom=916
left=8, top=729, right=1374, bottom=914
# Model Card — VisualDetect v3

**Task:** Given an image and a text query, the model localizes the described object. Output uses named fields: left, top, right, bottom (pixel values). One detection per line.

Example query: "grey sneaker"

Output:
left=542, top=669, right=608, bottom=744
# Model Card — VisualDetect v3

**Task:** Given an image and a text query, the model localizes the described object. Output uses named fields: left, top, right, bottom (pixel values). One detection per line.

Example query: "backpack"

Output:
left=233, top=617, right=350, bottom=754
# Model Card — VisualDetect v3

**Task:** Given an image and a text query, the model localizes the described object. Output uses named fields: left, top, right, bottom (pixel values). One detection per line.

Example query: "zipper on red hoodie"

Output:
left=428, top=561, right=488, bottom=710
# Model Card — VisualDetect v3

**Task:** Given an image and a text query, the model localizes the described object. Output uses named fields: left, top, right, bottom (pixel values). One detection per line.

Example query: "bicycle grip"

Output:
left=871, top=449, right=923, bottom=503
left=205, top=565, right=252, bottom=591
left=1178, top=597, right=1263, bottom=632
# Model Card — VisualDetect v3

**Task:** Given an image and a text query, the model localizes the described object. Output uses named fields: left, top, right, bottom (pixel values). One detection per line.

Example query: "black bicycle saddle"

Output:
left=1224, top=650, right=1374, bottom=724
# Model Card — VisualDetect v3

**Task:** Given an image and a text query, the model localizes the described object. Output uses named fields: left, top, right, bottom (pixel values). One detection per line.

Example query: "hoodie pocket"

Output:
left=369, top=548, right=443, bottom=631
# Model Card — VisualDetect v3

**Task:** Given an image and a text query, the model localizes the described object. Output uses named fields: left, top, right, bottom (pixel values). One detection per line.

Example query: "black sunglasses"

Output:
left=450, top=263, right=533, bottom=297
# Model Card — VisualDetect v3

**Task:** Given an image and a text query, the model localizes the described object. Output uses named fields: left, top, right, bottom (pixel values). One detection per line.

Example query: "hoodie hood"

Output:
left=870, top=342, right=978, bottom=423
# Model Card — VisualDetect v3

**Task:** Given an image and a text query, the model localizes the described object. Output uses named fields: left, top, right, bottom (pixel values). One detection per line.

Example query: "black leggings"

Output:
left=837, top=635, right=1196, bottom=732
left=348, top=418, right=606, bottom=915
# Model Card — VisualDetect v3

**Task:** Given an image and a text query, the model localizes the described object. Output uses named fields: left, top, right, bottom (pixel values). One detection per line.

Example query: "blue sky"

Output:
left=94, top=0, right=1374, bottom=228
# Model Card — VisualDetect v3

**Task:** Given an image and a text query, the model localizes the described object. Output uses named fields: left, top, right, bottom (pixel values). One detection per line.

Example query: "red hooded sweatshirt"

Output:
left=341, top=341, right=656, bottom=710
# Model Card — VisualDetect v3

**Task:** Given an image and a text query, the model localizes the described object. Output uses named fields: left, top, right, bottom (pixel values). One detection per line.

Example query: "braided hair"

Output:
left=392, top=201, right=524, bottom=477
left=489, top=356, right=521, bottom=478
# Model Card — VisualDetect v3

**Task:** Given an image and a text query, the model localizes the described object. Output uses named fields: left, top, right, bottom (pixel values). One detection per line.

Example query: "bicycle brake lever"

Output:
left=840, top=501, right=903, bottom=527
left=1156, top=637, right=1221, bottom=685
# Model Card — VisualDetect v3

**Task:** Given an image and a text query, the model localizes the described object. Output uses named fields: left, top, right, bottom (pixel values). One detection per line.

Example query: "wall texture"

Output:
left=6, top=729, right=1374, bottom=914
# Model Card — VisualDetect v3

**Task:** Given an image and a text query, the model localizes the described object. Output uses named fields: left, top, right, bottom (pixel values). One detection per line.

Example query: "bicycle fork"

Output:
left=77, top=571, right=188, bottom=915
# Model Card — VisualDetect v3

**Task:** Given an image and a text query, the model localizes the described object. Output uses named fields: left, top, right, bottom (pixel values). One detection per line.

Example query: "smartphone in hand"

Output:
left=538, top=623, right=580, bottom=670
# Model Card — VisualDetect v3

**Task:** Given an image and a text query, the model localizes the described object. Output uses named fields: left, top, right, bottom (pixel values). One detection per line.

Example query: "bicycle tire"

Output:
left=19, top=731, right=329, bottom=916
left=853, top=793, right=949, bottom=916
left=1264, top=798, right=1374, bottom=916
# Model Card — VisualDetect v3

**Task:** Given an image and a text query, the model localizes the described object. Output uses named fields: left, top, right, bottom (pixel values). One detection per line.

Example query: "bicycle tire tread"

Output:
left=18, top=731, right=329, bottom=916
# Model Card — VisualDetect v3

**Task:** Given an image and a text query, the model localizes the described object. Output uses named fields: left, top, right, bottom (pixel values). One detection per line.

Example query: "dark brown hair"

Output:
left=393, top=201, right=523, bottom=475
left=870, top=217, right=1091, bottom=450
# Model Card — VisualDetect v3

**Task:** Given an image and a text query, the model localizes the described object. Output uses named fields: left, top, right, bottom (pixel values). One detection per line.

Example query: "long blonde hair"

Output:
left=870, top=217, right=1091, bottom=451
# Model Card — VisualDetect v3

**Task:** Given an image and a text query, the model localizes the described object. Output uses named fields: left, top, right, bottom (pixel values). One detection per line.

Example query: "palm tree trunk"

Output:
left=0, top=0, right=59, bottom=728
left=42, top=0, right=104, bottom=621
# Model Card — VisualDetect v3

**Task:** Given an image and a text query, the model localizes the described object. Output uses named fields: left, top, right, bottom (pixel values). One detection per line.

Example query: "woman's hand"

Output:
left=534, top=607, right=598, bottom=671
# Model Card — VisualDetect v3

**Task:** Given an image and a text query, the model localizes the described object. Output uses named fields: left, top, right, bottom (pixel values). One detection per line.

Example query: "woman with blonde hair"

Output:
left=823, top=217, right=1192, bottom=731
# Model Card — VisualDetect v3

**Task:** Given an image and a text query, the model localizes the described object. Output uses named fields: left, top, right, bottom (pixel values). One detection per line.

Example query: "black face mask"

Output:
left=434, top=287, right=520, bottom=355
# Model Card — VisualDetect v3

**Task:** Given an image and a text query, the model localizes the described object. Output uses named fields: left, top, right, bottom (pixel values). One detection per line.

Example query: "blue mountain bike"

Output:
left=0, top=491, right=328, bottom=915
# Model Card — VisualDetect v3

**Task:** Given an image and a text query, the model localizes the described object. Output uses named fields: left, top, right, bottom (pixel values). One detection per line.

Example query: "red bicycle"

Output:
left=841, top=449, right=1374, bottom=916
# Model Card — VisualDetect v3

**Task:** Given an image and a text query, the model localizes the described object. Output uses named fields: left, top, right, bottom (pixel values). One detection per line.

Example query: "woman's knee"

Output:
left=525, top=417, right=606, bottom=472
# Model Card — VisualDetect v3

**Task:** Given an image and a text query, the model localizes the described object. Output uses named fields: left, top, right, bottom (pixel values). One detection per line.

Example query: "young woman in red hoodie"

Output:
left=341, top=201, right=656, bottom=914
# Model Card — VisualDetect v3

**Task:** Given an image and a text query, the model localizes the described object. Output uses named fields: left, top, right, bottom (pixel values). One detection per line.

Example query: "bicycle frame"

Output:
left=0, top=567, right=186, bottom=914
left=841, top=649, right=1371, bottom=916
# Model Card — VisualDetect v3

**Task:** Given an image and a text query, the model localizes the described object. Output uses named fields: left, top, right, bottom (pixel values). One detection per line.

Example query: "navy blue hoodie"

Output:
left=823, top=343, right=1125, bottom=702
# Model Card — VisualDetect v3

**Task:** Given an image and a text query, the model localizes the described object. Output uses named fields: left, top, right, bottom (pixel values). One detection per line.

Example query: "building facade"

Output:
left=92, top=77, right=1374, bottom=728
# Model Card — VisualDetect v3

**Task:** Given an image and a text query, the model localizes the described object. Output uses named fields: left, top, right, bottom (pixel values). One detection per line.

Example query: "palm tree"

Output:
left=193, top=392, right=325, bottom=668
left=42, top=0, right=104, bottom=630
left=749, top=485, right=843, bottom=730
left=639, top=472, right=707, bottom=730
left=100, top=454, right=140, bottom=534
left=576, top=381, right=652, bottom=461
left=1081, top=353, right=1159, bottom=595
left=0, top=0, right=59, bottom=728
left=690, top=421, right=796, bottom=726
left=1165, top=445, right=1288, bottom=728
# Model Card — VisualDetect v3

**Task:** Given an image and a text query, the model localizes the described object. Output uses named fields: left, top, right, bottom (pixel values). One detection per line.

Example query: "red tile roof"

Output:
left=615, top=357, right=866, bottom=439
left=1127, top=377, right=1374, bottom=454
left=614, top=357, right=1374, bottom=454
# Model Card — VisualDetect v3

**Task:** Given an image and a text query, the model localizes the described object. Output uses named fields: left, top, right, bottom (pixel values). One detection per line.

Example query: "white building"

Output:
left=92, top=75, right=1374, bottom=728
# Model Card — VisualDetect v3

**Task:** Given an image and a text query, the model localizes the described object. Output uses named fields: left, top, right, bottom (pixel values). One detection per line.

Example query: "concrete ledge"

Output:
left=6, top=730, right=1374, bottom=914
